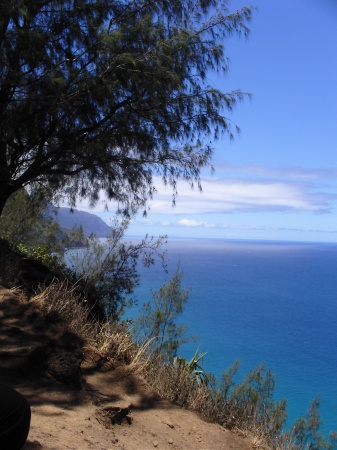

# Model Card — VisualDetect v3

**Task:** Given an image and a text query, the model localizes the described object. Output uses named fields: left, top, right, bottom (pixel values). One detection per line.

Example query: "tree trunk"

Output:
left=0, top=143, right=14, bottom=216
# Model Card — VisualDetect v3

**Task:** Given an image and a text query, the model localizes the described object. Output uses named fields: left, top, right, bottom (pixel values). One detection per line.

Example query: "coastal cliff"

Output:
left=0, top=242, right=259, bottom=450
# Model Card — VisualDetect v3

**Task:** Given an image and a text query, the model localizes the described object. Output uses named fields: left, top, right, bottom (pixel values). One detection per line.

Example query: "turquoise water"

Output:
left=131, top=238, right=337, bottom=435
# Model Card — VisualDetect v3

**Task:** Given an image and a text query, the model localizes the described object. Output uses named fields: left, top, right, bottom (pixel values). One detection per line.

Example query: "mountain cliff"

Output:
left=55, top=207, right=111, bottom=238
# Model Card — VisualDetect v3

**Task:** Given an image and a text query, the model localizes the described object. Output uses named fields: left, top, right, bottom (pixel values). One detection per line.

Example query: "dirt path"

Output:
left=0, top=285, right=258, bottom=450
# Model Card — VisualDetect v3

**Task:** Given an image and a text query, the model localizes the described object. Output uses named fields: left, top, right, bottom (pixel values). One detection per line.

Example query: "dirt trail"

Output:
left=0, top=285, right=257, bottom=450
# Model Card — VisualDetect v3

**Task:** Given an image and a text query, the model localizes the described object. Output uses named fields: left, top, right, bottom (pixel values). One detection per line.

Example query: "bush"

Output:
left=17, top=244, right=61, bottom=271
left=282, top=396, right=337, bottom=450
left=24, top=249, right=336, bottom=450
left=133, top=265, right=191, bottom=360
left=0, top=187, right=61, bottom=248
left=64, top=218, right=167, bottom=321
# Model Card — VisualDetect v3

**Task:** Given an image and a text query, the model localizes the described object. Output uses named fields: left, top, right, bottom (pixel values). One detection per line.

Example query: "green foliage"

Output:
left=0, top=0, right=253, bottom=215
left=201, top=361, right=288, bottom=444
left=0, top=188, right=61, bottom=248
left=134, top=265, right=191, bottom=360
left=198, top=363, right=336, bottom=449
left=231, top=363, right=277, bottom=414
left=290, top=396, right=337, bottom=450
left=173, top=348, right=208, bottom=385
left=0, top=186, right=86, bottom=273
left=230, top=363, right=287, bottom=435
left=65, top=218, right=167, bottom=320
left=17, top=243, right=60, bottom=271
left=57, top=224, right=86, bottom=251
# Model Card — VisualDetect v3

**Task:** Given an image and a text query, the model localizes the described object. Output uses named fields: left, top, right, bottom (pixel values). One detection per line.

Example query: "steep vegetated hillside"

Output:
left=0, top=240, right=259, bottom=450
left=1, top=237, right=335, bottom=449
left=55, top=207, right=112, bottom=238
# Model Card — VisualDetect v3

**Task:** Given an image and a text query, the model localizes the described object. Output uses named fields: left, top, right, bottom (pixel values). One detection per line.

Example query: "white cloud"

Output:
left=141, top=218, right=153, bottom=225
left=212, top=163, right=337, bottom=180
left=178, top=219, right=215, bottom=228
left=142, top=219, right=337, bottom=235
left=147, top=177, right=334, bottom=214
left=59, top=165, right=337, bottom=216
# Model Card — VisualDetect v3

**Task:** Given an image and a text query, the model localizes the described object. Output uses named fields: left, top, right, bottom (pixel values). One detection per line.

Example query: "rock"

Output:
left=96, top=406, right=132, bottom=429
left=163, top=420, right=174, bottom=429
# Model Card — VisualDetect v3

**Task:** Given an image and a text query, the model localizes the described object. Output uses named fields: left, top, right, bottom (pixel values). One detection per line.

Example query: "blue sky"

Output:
left=74, top=0, right=337, bottom=242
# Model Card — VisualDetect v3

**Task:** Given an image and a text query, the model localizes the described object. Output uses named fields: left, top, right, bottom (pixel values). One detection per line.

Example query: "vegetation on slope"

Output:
left=0, top=223, right=336, bottom=449
left=0, top=2, right=335, bottom=444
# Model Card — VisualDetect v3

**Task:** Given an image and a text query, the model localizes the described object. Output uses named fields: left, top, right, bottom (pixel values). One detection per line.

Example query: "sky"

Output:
left=72, top=0, right=337, bottom=243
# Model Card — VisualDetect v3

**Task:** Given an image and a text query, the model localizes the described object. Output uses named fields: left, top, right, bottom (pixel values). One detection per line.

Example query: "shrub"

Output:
left=64, top=218, right=167, bottom=321
left=173, top=348, right=208, bottom=385
left=17, top=244, right=61, bottom=271
left=282, top=396, right=337, bottom=450
left=133, top=265, right=191, bottom=360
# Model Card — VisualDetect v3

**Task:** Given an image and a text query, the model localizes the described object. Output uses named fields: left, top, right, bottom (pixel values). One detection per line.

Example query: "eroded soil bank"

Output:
left=0, top=285, right=258, bottom=449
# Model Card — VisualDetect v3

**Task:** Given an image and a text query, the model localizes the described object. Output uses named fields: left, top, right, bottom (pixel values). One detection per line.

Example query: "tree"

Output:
left=0, top=0, right=252, bottom=216
left=0, top=187, right=60, bottom=247
left=0, top=186, right=86, bottom=250
left=134, top=266, right=190, bottom=360
left=65, top=218, right=167, bottom=320
left=291, top=396, right=337, bottom=450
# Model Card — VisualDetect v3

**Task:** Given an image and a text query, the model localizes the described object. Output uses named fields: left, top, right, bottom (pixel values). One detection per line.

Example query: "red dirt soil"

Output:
left=0, top=285, right=262, bottom=450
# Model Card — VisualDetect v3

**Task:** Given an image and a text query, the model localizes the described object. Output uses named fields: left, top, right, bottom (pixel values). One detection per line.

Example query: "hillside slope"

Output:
left=55, top=207, right=111, bottom=238
left=0, top=285, right=258, bottom=450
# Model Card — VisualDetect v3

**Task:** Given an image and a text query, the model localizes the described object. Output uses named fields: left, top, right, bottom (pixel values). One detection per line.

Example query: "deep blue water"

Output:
left=130, top=238, right=337, bottom=435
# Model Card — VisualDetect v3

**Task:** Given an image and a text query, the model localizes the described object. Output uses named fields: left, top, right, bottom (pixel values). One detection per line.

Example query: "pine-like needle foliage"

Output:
left=0, top=0, right=252, bottom=214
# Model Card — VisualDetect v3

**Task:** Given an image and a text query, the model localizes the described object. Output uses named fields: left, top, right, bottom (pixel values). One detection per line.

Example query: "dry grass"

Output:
left=27, top=280, right=306, bottom=450
left=142, top=356, right=298, bottom=449
left=144, top=355, right=209, bottom=409
left=8, top=286, right=27, bottom=303
left=30, top=279, right=93, bottom=337
left=30, top=280, right=150, bottom=373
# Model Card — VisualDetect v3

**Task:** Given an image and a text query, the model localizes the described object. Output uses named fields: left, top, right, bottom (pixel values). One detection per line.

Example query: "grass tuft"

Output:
left=28, top=280, right=335, bottom=450
left=30, top=280, right=150, bottom=373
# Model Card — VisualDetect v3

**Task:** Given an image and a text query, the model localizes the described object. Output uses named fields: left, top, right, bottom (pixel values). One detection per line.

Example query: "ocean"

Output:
left=130, top=238, right=337, bottom=435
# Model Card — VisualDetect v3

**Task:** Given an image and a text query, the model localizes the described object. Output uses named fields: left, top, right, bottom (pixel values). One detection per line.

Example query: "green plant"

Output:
left=288, top=396, right=337, bottom=450
left=134, top=265, right=191, bottom=360
left=0, top=0, right=253, bottom=216
left=0, top=188, right=61, bottom=248
left=64, top=218, right=167, bottom=321
left=173, top=348, right=208, bottom=385
left=17, top=243, right=61, bottom=271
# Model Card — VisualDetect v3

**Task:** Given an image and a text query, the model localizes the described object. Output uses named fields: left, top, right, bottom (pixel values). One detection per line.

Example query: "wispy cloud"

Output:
left=141, top=218, right=337, bottom=235
left=60, top=165, right=337, bottom=216
left=178, top=219, right=216, bottom=228
left=147, top=176, right=336, bottom=214
left=212, top=163, right=337, bottom=180
left=175, top=219, right=337, bottom=234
